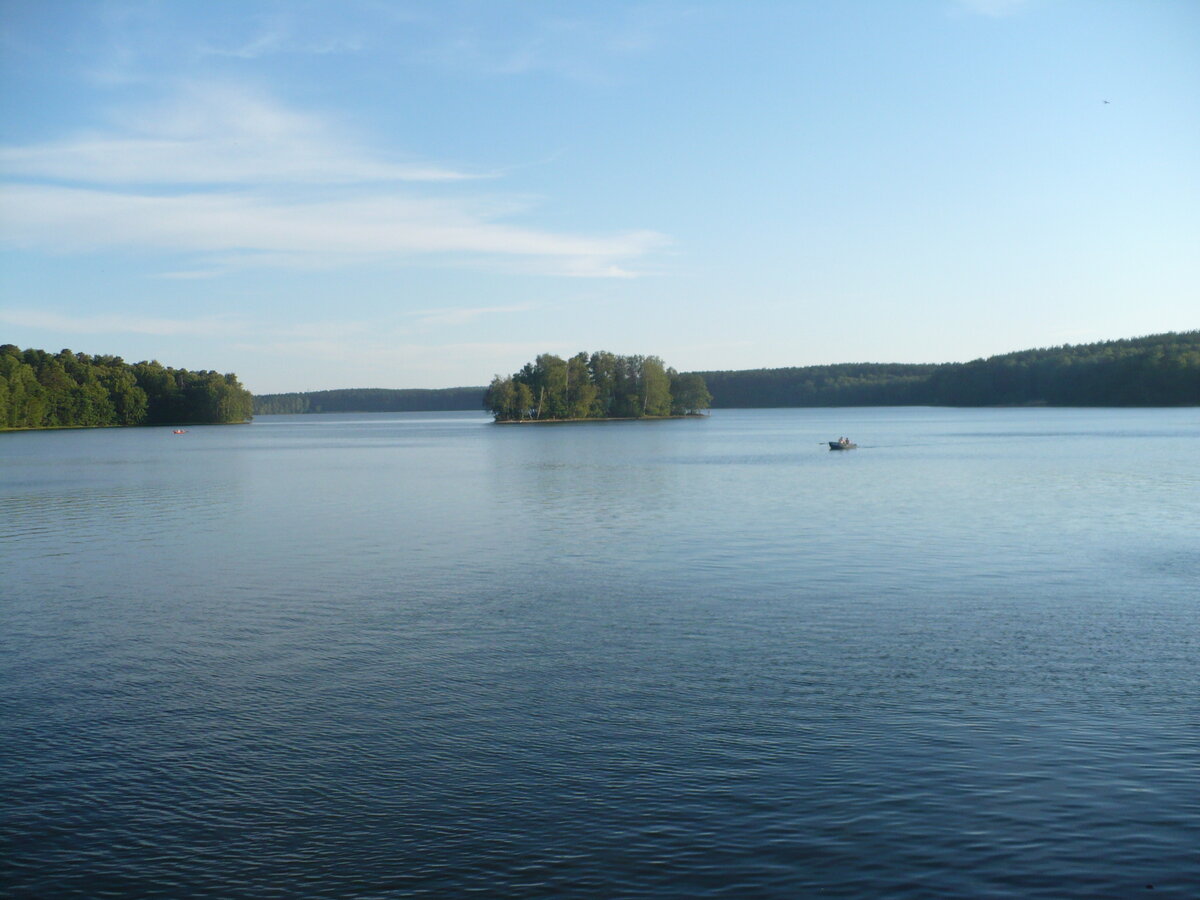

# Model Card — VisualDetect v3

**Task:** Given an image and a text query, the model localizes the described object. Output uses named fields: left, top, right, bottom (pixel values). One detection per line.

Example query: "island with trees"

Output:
left=484, top=352, right=712, bottom=422
left=1, top=345, right=254, bottom=430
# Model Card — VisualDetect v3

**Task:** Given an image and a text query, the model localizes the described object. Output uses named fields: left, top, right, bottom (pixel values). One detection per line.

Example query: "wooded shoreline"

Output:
left=254, top=332, right=1199, bottom=415
left=2, top=345, right=254, bottom=431
left=6, top=331, right=1194, bottom=431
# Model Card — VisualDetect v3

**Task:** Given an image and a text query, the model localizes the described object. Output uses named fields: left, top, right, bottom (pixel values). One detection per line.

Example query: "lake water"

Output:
left=2, top=407, right=1198, bottom=898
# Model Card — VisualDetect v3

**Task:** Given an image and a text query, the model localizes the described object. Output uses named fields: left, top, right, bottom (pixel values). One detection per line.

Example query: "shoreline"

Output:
left=1, top=420, right=253, bottom=433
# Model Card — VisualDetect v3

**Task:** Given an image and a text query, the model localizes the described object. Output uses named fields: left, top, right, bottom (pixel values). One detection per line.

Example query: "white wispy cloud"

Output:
left=0, top=307, right=247, bottom=337
left=410, top=303, right=534, bottom=327
left=199, top=30, right=364, bottom=60
left=0, top=184, right=666, bottom=276
left=0, top=84, right=666, bottom=277
left=0, top=84, right=474, bottom=185
left=190, top=2, right=368, bottom=60
left=80, top=4, right=368, bottom=83
left=276, top=320, right=375, bottom=341
left=204, top=30, right=287, bottom=60
left=414, top=11, right=667, bottom=84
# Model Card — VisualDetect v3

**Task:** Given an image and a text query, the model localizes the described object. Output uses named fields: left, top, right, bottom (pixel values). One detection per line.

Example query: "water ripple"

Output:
left=3, top=409, right=1198, bottom=898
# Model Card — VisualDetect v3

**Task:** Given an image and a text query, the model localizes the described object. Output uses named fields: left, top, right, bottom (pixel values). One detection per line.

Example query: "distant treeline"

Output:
left=697, top=362, right=940, bottom=408
left=254, top=387, right=486, bottom=415
left=1, top=345, right=255, bottom=430
left=696, top=332, right=1200, bottom=408
left=249, top=331, right=1198, bottom=417
left=485, top=352, right=712, bottom=421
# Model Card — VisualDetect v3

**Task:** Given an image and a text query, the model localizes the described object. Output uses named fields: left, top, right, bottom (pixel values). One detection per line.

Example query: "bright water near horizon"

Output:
left=2, top=407, right=1198, bottom=898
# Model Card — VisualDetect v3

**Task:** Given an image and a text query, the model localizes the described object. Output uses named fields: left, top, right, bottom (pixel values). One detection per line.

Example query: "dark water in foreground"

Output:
left=2, top=407, right=1198, bottom=898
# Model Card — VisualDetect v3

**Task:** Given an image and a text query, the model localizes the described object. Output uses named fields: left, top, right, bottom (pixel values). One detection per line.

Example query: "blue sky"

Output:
left=1, top=0, right=1197, bottom=393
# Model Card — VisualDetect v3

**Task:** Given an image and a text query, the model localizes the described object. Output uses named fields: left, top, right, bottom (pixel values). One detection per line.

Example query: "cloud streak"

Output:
left=410, top=304, right=534, bottom=327
left=408, top=5, right=681, bottom=85
left=0, top=85, right=474, bottom=185
left=0, top=184, right=666, bottom=276
left=0, top=84, right=666, bottom=277
left=0, top=307, right=247, bottom=337
left=199, top=31, right=364, bottom=60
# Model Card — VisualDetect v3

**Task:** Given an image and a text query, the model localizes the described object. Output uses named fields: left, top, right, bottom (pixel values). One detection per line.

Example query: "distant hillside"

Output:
left=253, top=386, right=485, bottom=415
left=694, top=362, right=939, bottom=408
left=694, top=332, right=1200, bottom=408
left=252, top=332, right=1199, bottom=414
left=922, top=331, right=1200, bottom=406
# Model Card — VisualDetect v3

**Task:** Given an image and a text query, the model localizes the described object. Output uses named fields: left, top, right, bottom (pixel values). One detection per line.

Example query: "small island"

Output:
left=485, top=352, right=711, bottom=422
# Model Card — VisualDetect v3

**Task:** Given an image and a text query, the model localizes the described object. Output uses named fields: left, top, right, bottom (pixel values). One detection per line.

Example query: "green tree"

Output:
left=670, top=371, right=712, bottom=414
left=588, top=351, right=619, bottom=417
left=512, top=381, right=534, bottom=420
left=0, top=365, right=9, bottom=428
left=611, top=354, right=643, bottom=417
left=3, top=360, right=45, bottom=427
left=100, top=366, right=149, bottom=425
left=534, top=353, right=568, bottom=418
left=566, top=353, right=598, bottom=418
left=640, top=355, right=672, bottom=416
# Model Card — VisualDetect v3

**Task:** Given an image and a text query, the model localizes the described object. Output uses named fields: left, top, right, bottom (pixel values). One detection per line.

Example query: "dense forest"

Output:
left=254, top=387, right=484, bottom=415
left=485, top=352, right=712, bottom=421
left=697, top=362, right=940, bottom=408
left=696, top=332, right=1200, bottom=408
left=1, top=345, right=254, bottom=430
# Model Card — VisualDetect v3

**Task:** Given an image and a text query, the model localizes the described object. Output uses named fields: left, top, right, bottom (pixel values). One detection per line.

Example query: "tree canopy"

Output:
left=485, top=352, right=711, bottom=421
left=1, top=345, right=254, bottom=430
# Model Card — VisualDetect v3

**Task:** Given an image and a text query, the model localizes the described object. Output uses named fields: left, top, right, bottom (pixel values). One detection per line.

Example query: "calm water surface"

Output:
left=2, top=407, right=1198, bottom=898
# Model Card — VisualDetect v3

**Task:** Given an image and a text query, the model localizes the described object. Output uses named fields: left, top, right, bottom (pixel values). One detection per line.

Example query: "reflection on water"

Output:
left=2, top=408, right=1198, bottom=898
